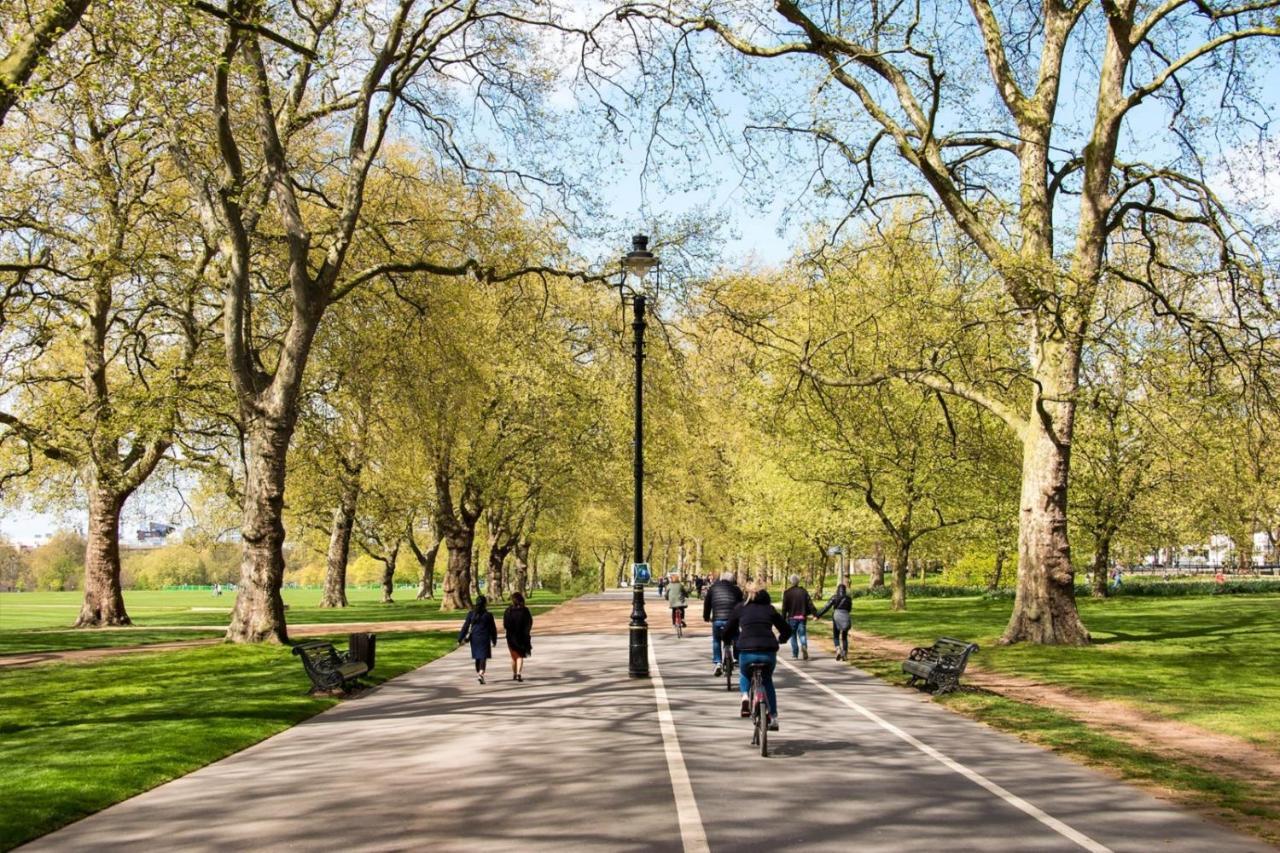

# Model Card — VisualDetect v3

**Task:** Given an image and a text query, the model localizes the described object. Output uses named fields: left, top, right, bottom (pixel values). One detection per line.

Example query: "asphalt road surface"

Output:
left=23, top=593, right=1272, bottom=852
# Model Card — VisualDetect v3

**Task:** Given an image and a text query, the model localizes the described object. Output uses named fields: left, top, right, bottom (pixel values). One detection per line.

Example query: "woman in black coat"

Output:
left=503, top=591, right=534, bottom=682
left=458, top=595, right=498, bottom=684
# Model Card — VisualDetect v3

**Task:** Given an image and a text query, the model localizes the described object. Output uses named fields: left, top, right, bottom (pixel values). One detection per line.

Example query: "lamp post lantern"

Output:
left=621, top=234, right=657, bottom=679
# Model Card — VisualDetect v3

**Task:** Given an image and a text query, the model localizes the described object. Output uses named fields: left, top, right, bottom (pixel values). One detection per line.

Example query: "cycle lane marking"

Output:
left=649, top=644, right=711, bottom=853
left=779, top=659, right=1112, bottom=853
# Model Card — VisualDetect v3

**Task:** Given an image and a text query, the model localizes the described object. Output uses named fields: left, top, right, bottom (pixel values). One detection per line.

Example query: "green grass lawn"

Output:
left=0, top=629, right=225, bottom=655
left=0, top=630, right=456, bottom=851
left=849, top=593, right=1280, bottom=747
left=0, top=588, right=565, bottom=653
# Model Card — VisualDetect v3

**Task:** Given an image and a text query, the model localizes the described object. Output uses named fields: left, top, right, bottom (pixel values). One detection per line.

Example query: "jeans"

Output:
left=787, top=618, right=807, bottom=656
left=738, top=650, right=778, bottom=716
left=711, top=620, right=729, bottom=663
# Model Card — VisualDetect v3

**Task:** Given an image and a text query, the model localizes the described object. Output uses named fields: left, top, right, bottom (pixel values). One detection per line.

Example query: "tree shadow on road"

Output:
left=768, top=739, right=853, bottom=757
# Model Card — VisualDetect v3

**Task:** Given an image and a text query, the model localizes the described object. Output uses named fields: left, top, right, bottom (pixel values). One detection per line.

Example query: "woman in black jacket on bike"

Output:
left=458, top=595, right=498, bottom=684
left=723, top=583, right=791, bottom=731
left=503, top=592, right=533, bottom=682
left=816, top=583, right=853, bottom=661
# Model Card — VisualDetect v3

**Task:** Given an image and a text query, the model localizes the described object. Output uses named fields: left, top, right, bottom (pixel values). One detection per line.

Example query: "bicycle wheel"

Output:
left=675, top=615, right=683, bottom=638
left=754, top=672, right=769, bottom=757
left=724, top=646, right=734, bottom=691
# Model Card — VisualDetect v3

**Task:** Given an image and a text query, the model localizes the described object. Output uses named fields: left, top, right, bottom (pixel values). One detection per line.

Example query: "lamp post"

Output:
left=621, top=235, right=657, bottom=679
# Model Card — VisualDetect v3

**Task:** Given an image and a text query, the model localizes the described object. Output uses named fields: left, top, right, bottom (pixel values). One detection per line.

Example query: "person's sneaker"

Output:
left=768, top=715, right=780, bottom=732
left=516, top=673, right=523, bottom=682
left=714, top=664, right=723, bottom=677
left=478, top=673, right=485, bottom=684
left=791, top=654, right=798, bottom=660
left=802, top=646, right=809, bottom=660
left=740, top=698, right=750, bottom=717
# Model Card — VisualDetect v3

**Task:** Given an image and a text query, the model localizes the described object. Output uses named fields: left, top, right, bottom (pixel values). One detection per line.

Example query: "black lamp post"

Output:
left=621, top=234, right=657, bottom=679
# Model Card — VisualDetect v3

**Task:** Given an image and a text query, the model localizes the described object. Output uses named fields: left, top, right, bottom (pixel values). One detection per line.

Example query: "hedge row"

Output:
left=824, top=578, right=1280, bottom=600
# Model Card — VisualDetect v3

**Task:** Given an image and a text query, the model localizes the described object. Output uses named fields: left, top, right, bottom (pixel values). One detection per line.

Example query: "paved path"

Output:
left=23, top=591, right=1273, bottom=852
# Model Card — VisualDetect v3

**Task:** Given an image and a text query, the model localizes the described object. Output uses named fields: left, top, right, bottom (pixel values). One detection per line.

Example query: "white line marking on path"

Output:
left=649, top=645, right=711, bottom=853
left=780, top=659, right=1112, bottom=853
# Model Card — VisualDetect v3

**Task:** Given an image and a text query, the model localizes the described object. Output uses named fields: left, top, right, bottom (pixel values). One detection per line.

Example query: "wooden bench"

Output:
left=902, top=637, right=979, bottom=694
left=292, top=640, right=370, bottom=694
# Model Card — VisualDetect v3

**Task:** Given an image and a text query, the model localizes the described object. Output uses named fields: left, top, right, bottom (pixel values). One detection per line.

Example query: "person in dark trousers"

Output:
left=816, top=583, right=853, bottom=660
left=458, top=595, right=498, bottom=684
left=781, top=574, right=818, bottom=660
left=723, top=582, right=791, bottom=731
left=694, top=575, right=706, bottom=598
left=503, top=591, right=533, bottom=682
left=703, top=571, right=743, bottom=675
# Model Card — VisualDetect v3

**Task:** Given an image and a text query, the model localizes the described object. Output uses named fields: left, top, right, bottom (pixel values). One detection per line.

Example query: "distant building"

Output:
left=135, top=522, right=177, bottom=545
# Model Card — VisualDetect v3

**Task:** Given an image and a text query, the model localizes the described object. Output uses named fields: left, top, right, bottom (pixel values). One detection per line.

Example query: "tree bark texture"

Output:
left=75, top=483, right=130, bottom=627
left=319, top=481, right=360, bottom=608
left=1090, top=533, right=1112, bottom=598
left=226, top=423, right=293, bottom=643
left=512, top=539, right=531, bottom=597
left=1002, top=375, right=1090, bottom=645
left=379, top=541, right=400, bottom=603
left=408, top=531, right=440, bottom=600
left=441, top=527, right=474, bottom=610
left=870, top=542, right=886, bottom=589
left=891, top=542, right=910, bottom=611
left=988, top=547, right=1007, bottom=592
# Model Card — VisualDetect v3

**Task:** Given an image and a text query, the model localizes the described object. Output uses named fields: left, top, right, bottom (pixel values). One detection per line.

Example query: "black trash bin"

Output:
left=348, top=632, right=376, bottom=673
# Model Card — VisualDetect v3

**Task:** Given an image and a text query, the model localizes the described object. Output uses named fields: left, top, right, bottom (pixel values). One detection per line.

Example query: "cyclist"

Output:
left=781, top=574, right=818, bottom=660
left=815, top=583, right=853, bottom=660
left=703, top=570, right=743, bottom=676
left=665, top=573, right=688, bottom=630
left=723, top=582, right=790, bottom=731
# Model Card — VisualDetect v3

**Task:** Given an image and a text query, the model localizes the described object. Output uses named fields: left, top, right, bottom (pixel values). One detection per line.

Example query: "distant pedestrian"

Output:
left=1110, top=567, right=1123, bottom=592
left=694, top=575, right=705, bottom=598
left=816, top=583, right=853, bottom=660
left=1214, top=569, right=1226, bottom=585
left=503, top=592, right=533, bottom=682
left=458, top=595, right=498, bottom=684
left=781, top=575, right=818, bottom=660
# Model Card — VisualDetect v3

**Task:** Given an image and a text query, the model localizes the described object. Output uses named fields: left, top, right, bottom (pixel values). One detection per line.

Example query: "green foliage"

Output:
left=121, top=543, right=240, bottom=590
left=20, top=532, right=84, bottom=591
left=940, top=551, right=1010, bottom=588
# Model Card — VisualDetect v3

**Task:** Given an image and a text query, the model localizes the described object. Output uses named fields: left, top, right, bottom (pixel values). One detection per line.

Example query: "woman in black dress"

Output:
left=458, top=595, right=498, bottom=683
left=503, top=591, right=533, bottom=682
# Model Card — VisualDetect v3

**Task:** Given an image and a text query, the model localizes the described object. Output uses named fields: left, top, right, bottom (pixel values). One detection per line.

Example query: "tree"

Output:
left=0, top=11, right=209, bottom=626
left=159, top=3, right=594, bottom=641
left=0, top=0, right=92, bottom=124
left=614, top=0, right=1279, bottom=643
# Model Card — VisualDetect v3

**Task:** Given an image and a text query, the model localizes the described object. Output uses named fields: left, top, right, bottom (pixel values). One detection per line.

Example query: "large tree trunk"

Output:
left=409, top=530, right=440, bottom=600
left=487, top=543, right=511, bottom=601
left=870, top=542, right=886, bottom=589
left=226, top=423, right=292, bottom=643
left=319, top=481, right=359, bottom=608
left=379, top=541, right=400, bottom=603
left=1002, top=376, right=1090, bottom=645
left=512, top=539, right=530, bottom=597
left=1090, top=532, right=1112, bottom=598
left=891, top=541, right=910, bottom=611
left=74, top=482, right=130, bottom=627
left=441, top=526, right=474, bottom=610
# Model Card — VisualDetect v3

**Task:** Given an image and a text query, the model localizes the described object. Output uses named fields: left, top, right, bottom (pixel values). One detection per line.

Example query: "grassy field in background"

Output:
left=0, top=588, right=566, bottom=654
left=0, top=631, right=456, bottom=851
left=846, top=594, right=1280, bottom=747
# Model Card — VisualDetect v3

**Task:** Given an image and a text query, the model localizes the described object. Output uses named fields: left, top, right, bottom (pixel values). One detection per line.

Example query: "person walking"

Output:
left=694, top=575, right=705, bottom=599
left=816, top=583, right=853, bottom=660
left=703, top=571, right=743, bottom=676
left=458, top=595, right=498, bottom=684
left=781, top=574, right=818, bottom=660
left=503, top=591, right=533, bottom=682
left=665, top=573, right=688, bottom=632
left=723, top=582, right=791, bottom=731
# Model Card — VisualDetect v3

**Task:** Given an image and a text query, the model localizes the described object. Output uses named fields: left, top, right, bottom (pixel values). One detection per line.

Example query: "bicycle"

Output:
left=721, top=638, right=735, bottom=692
left=672, top=607, right=686, bottom=638
left=745, top=662, right=770, bottom=757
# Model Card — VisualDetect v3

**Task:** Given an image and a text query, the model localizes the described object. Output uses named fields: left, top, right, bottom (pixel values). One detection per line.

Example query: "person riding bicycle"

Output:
left=723, top=582, right=790, bottom=731
left=781, top=574, right=818, bottom=660
left=815, top=583, right=853, bottom=660
left=665, top=573, right=688, bottom=628
left=703, top=570, right=743, bottom=676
